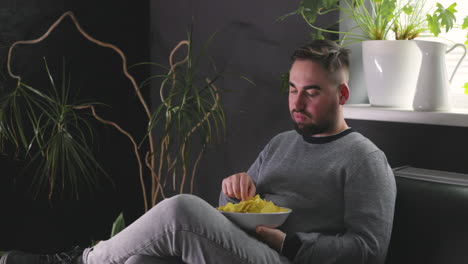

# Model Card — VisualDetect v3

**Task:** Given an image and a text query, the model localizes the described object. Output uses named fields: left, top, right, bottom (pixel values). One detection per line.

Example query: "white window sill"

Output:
left=344, top=104, right=468, bottom=127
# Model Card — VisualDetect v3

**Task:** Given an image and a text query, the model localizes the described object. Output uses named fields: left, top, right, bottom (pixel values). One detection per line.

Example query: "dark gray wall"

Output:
left=0, top=0, right=149, bottom=252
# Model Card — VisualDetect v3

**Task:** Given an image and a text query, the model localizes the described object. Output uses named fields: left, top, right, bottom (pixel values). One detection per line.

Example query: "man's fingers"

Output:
left=222, top=172, right=255, bottom=200
left=256, top=225, right=265, bottom=235
left=225, top=180, right=234, bottom=198
left=255, top=226, right=285, bottom=252
left=222, top=180, right=230, bottom=197
left=232, top=175, right=241, bottom=199
left=248, top=184, right=256, bottom=198
left=241, top=174, right=256, bottom=200
left=240, top=174, right=247, bottom=200
left=256, top=225, right=271, bottom=235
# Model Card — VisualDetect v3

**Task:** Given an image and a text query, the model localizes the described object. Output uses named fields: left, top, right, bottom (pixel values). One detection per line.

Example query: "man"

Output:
left=1, top=40, right=396, bottom=264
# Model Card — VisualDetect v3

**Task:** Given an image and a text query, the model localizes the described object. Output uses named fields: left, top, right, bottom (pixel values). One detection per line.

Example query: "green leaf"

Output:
left=401, top=4, right=413, bottom=16
left=280, top=72, right=289, bottom=94
left=464, top=82, right=468, bottom=95
left=436, top=3, right=457, bottom=33
left=352, top=0, right=365, bottom=8
left=276, top=9, right=302, bottom=22
left=445, top=2, right=457, bottom=13
left=111, top=212, right=126, bottom=237
left=310, top=30, right=325, bottom=40
left=322, top=0, right=337, bottom=9
left=462, top=15, right=468, bottom=29
left=302, top=0, right=337, bottom=23
left=427, top=14, right=441, bottom=37
left=378, top=0, right=397, bottom=21
left=302, top=0, right=320, bottom=12
left=303, top=0, right=319, bottom=21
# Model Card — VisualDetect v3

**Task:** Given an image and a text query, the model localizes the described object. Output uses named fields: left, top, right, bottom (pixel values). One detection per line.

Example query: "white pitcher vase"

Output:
left=412, top=40, right=467, bottom=111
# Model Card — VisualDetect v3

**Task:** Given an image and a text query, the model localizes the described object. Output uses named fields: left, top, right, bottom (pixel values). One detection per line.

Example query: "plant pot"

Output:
left=412, top=40, right=466, bottom=111
left=362, top=40, right=422, bottom=108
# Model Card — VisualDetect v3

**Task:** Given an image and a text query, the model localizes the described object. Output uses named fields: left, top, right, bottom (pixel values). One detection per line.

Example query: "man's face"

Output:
left=288, top=59, right=342, bottom=137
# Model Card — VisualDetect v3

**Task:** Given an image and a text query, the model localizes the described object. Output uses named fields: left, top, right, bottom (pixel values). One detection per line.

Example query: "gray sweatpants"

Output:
left=82, top=194, right=291, bottom=264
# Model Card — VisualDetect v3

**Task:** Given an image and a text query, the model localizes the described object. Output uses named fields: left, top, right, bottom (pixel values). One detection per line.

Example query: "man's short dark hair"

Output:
left=291, top=40, right=350, bottom=84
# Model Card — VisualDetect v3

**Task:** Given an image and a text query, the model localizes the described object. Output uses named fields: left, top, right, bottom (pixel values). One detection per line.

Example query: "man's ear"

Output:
left=338, top=83, right=350, bottom=105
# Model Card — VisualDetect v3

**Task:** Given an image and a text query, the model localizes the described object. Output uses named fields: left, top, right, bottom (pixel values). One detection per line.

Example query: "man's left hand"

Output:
left=255, top=226, right=286, bottom=252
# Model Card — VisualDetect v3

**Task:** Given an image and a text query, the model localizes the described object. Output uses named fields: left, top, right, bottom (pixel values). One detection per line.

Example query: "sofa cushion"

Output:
left=386, top=167, right=468, bottom=264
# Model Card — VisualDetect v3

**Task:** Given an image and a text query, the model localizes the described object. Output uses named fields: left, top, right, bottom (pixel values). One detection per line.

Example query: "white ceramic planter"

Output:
left=412, top=40, right=466, bottom=111
left=362, top=40, right=422, bottom=108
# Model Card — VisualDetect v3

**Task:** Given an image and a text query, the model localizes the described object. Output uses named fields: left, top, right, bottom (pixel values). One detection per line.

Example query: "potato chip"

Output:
left=218, top=195, right=289, bottom=213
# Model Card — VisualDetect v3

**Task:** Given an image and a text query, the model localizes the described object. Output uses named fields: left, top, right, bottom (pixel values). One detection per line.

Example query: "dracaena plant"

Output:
left=134, top=30, right=242, bottom=208
left=0, top=58, right=110, bottom=200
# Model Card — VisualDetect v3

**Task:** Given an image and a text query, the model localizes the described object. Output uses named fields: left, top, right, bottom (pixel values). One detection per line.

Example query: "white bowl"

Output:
left=220, top=208, right=292, bottom=231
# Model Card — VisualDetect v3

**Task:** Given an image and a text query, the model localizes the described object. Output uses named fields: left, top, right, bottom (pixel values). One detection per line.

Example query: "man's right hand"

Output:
left=221, top=172, right=256, bottom=201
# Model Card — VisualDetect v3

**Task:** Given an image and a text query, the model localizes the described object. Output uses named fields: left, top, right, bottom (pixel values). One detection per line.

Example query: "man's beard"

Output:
left=291, top=110, right=333, bottom=136
left=293, top=122, right=328, bottom=136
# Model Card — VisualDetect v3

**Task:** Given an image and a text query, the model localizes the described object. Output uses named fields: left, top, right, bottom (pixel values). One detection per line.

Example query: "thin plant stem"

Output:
left=300, top=10, right=364, bottom=39
left=74, top=105, right=153, bottom=212
left=145, top=151, right=166, bottom=200
left=190, top=142, right=206, bottom=194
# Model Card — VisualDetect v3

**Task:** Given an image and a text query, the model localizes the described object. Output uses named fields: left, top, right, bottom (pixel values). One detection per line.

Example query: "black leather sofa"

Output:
left=386, top=167, right=468, bottom=264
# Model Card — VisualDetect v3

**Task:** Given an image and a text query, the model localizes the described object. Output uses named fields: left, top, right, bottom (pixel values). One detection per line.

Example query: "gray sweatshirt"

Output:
left=220, top=129, right=396, bottom=264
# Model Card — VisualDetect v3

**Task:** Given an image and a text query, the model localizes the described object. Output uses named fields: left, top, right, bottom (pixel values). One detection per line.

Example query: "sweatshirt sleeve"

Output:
left=283, top=150, right=396, bottom=264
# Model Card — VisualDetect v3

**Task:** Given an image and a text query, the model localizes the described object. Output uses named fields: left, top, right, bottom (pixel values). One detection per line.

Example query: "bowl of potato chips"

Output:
left=217, top=195, right=292, bottom=231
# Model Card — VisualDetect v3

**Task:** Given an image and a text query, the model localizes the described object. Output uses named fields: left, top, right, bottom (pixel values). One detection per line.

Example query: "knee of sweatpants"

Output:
left=124, top=255, right=156, bottom=264
left=124, top=255, right=183, bottom=264
left=153, top=194, right=211, bottom=221
left=163, top=194, right=203, bottom=208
